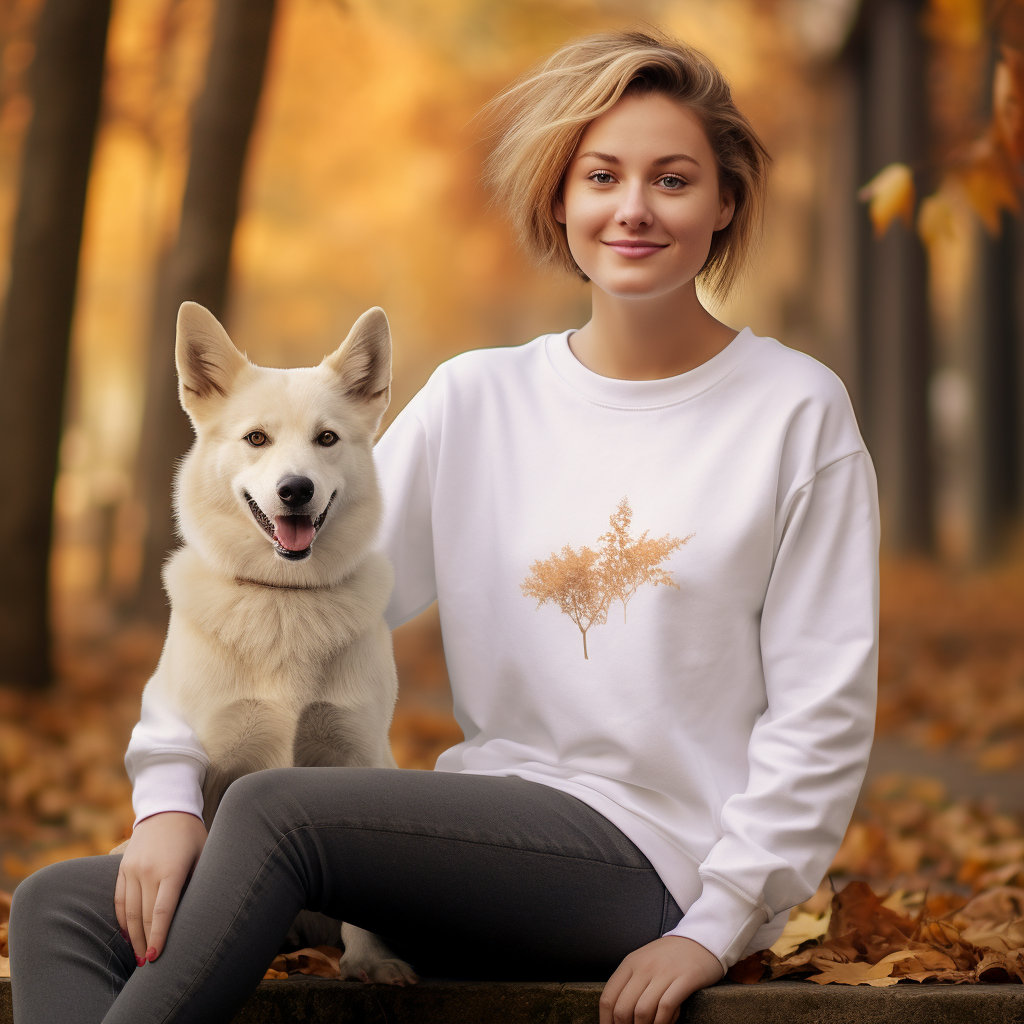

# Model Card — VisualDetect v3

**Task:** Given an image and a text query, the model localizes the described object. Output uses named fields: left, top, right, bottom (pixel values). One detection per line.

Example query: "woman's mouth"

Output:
left=602, top=239, right=670, bottom=259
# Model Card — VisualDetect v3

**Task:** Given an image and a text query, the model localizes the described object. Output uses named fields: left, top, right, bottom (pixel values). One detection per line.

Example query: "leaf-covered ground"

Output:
left=876, top=559, right=1024, bottom=771
left=2, top=558, right=1024, bottom=983
left=729, top=882, right=1024, bottom=986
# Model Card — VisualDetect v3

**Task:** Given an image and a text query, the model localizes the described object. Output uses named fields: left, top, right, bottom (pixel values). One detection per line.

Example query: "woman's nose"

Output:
left=615, top=182, right=653, bottom=229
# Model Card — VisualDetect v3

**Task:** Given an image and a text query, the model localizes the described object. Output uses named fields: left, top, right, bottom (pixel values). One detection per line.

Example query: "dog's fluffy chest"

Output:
left=160, top=545, right=393, bottom=702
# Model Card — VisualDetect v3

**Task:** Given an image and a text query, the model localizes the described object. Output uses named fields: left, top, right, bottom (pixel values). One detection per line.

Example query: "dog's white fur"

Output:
left=136, top=302, right=415, bottom=984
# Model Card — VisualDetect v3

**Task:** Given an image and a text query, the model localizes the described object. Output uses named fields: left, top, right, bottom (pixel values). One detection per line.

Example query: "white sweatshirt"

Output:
left=125, top=326, right=879, bottom=971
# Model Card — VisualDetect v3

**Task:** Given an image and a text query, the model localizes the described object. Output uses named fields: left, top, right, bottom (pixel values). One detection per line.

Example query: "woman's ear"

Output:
left=553, top=192, right=567, bottom=225
left=715, top=188, right=736, bottom=232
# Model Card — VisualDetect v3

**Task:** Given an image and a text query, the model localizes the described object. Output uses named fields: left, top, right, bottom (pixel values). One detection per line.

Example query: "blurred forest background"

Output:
left=2, top=0, right=1024, bottom=966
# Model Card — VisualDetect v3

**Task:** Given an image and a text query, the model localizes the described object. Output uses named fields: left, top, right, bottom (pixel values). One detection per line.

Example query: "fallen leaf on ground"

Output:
left=806, top=949, right=918, bottom=986
left=263, top=945, right=343, bottom=980
left=769, top=908, right=831, bottom=958
left=732, top=879, right=1024, bottom=987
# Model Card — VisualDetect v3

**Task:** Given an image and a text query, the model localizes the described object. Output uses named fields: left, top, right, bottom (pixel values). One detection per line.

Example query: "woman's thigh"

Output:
left=246, top=767, right=680, bottom=979
left=9, top=854, right=134, bottom=1024
left=10, top=767, right=682, bottom=1024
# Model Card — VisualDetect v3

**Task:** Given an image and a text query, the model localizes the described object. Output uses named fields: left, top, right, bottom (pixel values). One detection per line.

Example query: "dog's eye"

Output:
left=317, top=430, right=338, bottom=447
left=245, top=431, right=267, bottom=447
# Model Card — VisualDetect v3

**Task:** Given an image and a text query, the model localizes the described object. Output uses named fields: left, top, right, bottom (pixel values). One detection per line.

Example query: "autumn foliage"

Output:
left=520, top=499, right=691, bottom=658
left=730, top=882, right=1024, bottom=986
left=860, top=0, right=1024, bottom=242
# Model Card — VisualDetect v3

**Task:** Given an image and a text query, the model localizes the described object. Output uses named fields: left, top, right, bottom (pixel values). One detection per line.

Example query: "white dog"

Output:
left=129, top=301, right=415, bottom=984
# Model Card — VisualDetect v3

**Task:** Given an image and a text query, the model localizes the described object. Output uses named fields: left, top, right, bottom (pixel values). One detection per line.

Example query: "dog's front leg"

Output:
left=338, top=923, right=419, bottom=985
left=287, top=698, right=415, bottom=983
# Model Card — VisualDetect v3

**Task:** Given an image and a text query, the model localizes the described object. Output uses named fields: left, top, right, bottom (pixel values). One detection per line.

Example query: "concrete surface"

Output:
left=2, top=977, right=1023, bottom=1023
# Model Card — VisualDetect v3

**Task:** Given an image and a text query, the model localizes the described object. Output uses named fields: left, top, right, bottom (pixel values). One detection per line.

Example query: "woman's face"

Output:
left=555, top=92, right=735, bottom=300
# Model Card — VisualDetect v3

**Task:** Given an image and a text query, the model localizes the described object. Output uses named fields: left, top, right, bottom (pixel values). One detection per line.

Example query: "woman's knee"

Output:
left=10, top=856, right=117, bottom=937
left=214, top=767, right=313, bottom=839
left=212, top=767, right=394, bottom=844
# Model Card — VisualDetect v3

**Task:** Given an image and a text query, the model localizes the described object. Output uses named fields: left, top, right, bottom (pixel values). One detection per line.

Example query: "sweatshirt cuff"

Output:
left=662, top=873, right=769, bottom=973
left=131, top=754, right=206, bottom=829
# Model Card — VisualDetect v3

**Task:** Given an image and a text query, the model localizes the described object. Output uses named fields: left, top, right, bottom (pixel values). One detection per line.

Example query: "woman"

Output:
left=10, top=28, right=878, bottom=1024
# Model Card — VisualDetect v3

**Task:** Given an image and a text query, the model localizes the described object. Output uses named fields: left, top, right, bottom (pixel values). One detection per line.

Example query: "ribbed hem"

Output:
left=662, top=873, right=769, bottom=972
left=131, top=754, right=206, bottom=829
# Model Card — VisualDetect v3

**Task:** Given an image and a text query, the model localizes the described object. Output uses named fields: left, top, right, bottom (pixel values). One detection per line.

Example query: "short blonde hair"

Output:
left=484, top=29, right=771, bottom=298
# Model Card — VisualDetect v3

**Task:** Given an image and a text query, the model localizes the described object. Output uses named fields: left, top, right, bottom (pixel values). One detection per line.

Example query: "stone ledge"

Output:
left=2, top=977, right=1024, bottom=1023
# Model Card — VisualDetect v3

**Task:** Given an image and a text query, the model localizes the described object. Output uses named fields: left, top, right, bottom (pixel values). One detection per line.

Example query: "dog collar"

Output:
left=233, top=576, right=336, bottom=592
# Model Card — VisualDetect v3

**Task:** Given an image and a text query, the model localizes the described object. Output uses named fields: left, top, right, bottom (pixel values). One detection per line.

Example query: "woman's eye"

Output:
left=317, top=430, right=338, bottom=447
left=245, top=430, right=267, bottom=447
left=590, top=171, right=615, bottom=185
left=659, top=175, right=686, bottom=189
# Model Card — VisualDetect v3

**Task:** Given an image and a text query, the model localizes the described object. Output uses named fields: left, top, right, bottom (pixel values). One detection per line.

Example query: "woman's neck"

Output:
left=568, top=279, right=737, bottom=381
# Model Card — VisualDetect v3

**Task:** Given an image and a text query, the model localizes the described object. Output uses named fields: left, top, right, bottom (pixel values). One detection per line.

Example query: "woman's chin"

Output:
left=591, top=272, right=697, bottom=301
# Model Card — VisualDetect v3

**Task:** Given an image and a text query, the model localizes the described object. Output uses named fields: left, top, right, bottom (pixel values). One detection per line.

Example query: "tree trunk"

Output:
left=857, top=0, right=933, bottom=553
left=0, top=0, right=111, bottom=688
left=582, top=630, right=588, bottom=660
left=133, top=0, right=277, bottom=622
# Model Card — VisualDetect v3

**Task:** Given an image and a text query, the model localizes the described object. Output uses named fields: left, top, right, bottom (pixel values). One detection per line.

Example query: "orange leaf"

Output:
left=727, top=952, right=766, bottom=983
left=806, top=949, right=917, bottom=986
left=994, top=46, right=1024, bottom=163
left=923, top=0, right=986, bottom=46
left=975, top=949, right=1024, bottom=982
left=954, top=134, right=1020, bottom=234
left=858, top=164, right=916, bottom=238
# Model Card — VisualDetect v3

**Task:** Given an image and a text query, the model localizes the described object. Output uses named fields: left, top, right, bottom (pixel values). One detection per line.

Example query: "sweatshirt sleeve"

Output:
left=124, top=684, right=210, bottom=828
left=374, top=393, right=437, bottom=629
left=664, top=449, right=880, bottom=970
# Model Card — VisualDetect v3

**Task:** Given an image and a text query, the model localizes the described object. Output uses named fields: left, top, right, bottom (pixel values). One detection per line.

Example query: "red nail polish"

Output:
left=146, top=947, right=157, bottom=962
left=119, top=928, right=129, bottom=942
left=135, top=955, right=146, bottom=967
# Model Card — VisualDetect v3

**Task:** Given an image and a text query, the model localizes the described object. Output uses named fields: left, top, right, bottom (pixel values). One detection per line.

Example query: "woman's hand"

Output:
left=600, top=935, right=724, bottom=1024
left=114, top=811, right=208, bottom=965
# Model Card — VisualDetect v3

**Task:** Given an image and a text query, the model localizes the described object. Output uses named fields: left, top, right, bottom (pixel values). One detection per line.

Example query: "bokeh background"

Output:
left=2, top=0, right=1024, bottom=969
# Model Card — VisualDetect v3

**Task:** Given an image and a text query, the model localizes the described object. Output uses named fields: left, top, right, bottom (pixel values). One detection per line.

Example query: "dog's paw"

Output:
left=338, top=955, right=419, bottom=986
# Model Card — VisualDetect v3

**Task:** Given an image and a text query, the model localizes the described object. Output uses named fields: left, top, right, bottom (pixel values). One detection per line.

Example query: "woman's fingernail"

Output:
left=119, top=928, right=129, bottom=942
left=146, top=947, right=157, bottom=962
left=135, top=954, right=146, bottom=967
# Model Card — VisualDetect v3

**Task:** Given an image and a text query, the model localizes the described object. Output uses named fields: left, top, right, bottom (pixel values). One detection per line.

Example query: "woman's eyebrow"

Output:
left=575, top=151, right=700, bottom=168
left=653, top=153, right=699, bottom=167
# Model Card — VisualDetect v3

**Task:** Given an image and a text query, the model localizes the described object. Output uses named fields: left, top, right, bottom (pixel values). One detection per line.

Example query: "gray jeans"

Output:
left=9, top=767, right=683, bottom=1024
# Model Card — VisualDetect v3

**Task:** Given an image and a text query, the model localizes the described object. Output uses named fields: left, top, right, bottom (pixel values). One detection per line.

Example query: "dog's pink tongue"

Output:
left=274, top=515, right=315, bottom=551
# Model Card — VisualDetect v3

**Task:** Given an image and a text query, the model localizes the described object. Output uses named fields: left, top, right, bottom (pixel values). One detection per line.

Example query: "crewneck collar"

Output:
left=544, top=326, right=758, bottom=410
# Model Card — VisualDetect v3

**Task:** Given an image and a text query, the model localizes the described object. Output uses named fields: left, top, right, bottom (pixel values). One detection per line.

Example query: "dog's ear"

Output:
left=323, top=307, right=392, bottom=429
left=175, top=302, right=249, bottom=416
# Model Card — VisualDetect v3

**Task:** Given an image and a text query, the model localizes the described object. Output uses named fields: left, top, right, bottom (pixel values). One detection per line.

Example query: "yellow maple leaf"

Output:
left=858, top=163, right=916, bottom=238
left=806, top=949, right=918, bottom=986
left=770, top=908, right=831, bottom=958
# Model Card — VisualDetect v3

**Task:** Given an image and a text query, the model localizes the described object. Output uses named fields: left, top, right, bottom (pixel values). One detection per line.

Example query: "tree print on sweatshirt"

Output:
left=521, top=498, right=693, bottom=659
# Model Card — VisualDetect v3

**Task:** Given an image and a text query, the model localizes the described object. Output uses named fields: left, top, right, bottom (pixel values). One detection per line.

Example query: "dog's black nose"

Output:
left=277, top=475, right=314, bottom=508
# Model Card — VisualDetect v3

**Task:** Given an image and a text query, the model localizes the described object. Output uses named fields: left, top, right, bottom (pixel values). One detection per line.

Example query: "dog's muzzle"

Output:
left=244, top=491, right=336, bottom=561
